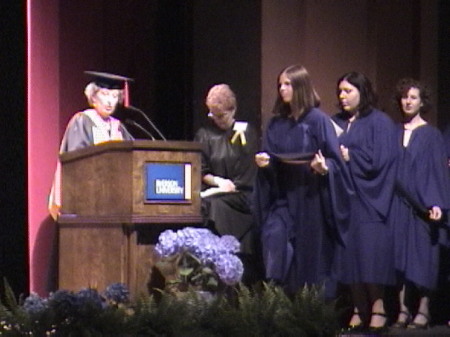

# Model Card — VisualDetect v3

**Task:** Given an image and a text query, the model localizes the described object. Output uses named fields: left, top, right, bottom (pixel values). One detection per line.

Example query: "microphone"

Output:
left=124, top=119, right=156, bottom=140
left=125, top=105, right=167, bottom=141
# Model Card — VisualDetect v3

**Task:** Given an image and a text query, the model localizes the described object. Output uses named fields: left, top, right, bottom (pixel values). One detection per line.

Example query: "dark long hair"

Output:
left=394, top=78, right=432, bottom=115
left=272, top=65, right=320, bottom=117
left=337, top=72, right=377, bottom=116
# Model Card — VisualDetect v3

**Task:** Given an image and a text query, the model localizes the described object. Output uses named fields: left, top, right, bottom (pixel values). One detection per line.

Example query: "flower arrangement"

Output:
left=0, top=228, right=340, bottom=336
left=0, top=280, right=339, bottom=336
left=0, top=282, right=131, bottom=336
left=154, top=227, right=244, bottom=293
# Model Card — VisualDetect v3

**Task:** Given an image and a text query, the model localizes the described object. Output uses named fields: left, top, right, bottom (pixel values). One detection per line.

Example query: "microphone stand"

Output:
left=124, top=119, right=156, bottom=140
left=125, top=105, right=167, bottom=141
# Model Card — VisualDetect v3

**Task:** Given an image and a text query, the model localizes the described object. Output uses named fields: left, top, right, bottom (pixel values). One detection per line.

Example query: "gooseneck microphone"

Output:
left=124, top=119, right=156, bottom=140
left=125, top=105, right=167, bottom=141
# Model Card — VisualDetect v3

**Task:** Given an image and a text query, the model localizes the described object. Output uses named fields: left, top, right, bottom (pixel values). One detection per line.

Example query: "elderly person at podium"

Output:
left=59, top=71, right=134, bottom=152
left=194, top=84, right=262, bottom=284
left=48, top=71, right=134, bottom=219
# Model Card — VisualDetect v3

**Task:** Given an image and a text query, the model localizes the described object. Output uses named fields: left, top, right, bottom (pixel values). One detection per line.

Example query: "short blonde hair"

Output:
left=205, top=84, right=237, bottom=112
left=84, top=82, right=124, bottom=106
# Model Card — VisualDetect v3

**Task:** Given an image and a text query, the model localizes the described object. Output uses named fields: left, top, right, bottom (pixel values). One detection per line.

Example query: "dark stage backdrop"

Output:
left=58, top=1, right=261, bottom=142
left=438, top=0, right=450, bottom=129
left=0, top=1, right=27, bottom=297
left=191, top=1, right=261, bottom=134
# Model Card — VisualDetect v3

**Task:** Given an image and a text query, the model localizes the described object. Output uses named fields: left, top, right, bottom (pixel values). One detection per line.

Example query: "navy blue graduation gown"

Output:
left=443, top=125, right=450, bottom=247
left=254, top=108, right=353, bottom=294
left=443, top=124, right=450, bottom=160
left=392, top=124, right=449, bottom=290
left=335, top=108, right=397, bottom=285
left=331, top=111, right=352, bottom=130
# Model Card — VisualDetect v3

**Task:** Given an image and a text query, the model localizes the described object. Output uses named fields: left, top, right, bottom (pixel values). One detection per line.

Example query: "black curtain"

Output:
left=0, top=0, right=28, bottom=297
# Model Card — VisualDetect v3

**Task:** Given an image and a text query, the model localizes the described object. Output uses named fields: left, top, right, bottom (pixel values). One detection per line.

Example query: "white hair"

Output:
left=84, top=82, right=124, bottom=106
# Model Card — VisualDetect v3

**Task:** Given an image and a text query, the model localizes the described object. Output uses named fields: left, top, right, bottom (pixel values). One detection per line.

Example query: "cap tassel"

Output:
left=124, top=81, right=130, bottom=107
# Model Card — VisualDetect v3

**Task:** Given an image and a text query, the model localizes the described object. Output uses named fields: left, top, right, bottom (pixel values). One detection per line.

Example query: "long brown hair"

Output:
left=272, top=65, right=320, bottom=117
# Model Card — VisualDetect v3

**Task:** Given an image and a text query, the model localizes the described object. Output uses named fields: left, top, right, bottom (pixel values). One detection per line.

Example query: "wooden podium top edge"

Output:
left=60, top=140, right=202, bottom=163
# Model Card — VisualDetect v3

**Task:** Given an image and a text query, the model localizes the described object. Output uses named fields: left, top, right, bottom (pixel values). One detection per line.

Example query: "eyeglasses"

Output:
left=208, top=111, right=231, bottom=120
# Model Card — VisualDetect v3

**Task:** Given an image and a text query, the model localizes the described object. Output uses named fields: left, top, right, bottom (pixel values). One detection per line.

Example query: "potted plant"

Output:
left=154, top=227, right=244, bottom=295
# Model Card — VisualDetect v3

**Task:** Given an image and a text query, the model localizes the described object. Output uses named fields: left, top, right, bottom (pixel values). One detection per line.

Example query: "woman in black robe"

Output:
left=194, top=84, right=262, bottom=284
left=390, top=78, right=449, bottom=329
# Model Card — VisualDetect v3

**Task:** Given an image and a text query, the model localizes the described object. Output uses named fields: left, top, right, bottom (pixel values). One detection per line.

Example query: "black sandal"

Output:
left=369, top=312, right=388, bottom=333
left=407, top=312, right=430, bottom=329
left=391, top=310, right=411, bottom=329
left=343, top=311, right=364, bottom=332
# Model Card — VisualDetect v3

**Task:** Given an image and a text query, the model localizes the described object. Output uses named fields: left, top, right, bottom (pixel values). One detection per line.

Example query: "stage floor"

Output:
left=338, top=325, right=450, bottom=336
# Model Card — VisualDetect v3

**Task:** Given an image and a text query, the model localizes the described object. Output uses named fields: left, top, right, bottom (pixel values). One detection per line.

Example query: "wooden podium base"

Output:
left=58, top=221, right=196, bottom=298
left=58, top=140, right=203, bottom=297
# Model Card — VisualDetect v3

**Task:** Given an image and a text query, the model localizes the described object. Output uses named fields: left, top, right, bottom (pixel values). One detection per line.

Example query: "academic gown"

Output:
left=332, top=111, right=352, bottom=128
left=60, top=109, right=134, bottom=153
left=194, top=120, right=258, bottom=255
left=254, top=108, right=353, bottom=295
left=48, top=109, right=134, bottom=219
left=391, top=124, right=449, bottom=290
left=443, top=124, right=450, bottom=160
left=335, top=108, right=397, bottom=285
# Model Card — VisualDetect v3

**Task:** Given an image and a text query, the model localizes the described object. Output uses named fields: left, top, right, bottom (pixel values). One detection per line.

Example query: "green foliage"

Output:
left=156, top=250, right=221, bottom=293
left=0, top=280, right=339, bottom=336
left=225, top=283, right=338, bottom=337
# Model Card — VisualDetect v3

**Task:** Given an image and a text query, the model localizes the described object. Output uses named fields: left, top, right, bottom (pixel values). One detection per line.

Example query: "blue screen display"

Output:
left=145, top=163, right=190, bottom=201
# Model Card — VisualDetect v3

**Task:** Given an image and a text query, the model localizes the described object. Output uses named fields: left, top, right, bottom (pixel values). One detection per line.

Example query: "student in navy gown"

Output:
left=48, top=71, right=134, bottom=219
left=254, top=65, right=353, bottom=296
left=390, top=78, right=449, bottom=329
left=444, top=124, right=450, bottom=170
left=334, top=72, right=397, bottom=332
left=194, top=84, right=262, bottom=284
left=443, top=124, right=450, bottom=329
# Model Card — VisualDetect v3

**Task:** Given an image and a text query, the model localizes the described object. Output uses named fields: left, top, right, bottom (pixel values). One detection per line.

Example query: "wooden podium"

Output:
left=57, top=140, right=202, bottom=297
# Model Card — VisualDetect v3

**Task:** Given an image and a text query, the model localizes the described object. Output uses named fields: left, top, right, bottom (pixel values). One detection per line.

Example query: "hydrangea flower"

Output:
left=218, top=235, right=240, bottom=254
left=155, top=227, right=243, bottom=287
left=155, top=229, right=179, bottom=257
left=177, top=227, right=215, bottom=252
left=103, top=283, right=130, bottom=304
left=214, top=253, right=244, bottom=285
left=48, top=290, right=79, bottom=320
left=23, top=293, right=48, bottom=316
left=77, top=288, right=104, bottom=310
left=192, top=234, right=221, bottom=264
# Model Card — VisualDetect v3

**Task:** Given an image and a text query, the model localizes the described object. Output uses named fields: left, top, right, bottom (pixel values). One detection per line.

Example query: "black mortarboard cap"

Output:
left=84, top=70, right=133, bottom=90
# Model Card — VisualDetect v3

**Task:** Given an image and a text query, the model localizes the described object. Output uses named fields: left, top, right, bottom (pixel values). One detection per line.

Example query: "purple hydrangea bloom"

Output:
left=218, top=235, right=240, bottom=254
left=48, top=290, right=79, bottom=319
left=191, top=234, right=221, bottom=263
left=214, top=253, right=244, bottom=285
left=103, top=283, right=130, bottom=303
left=23, top=293, right=48, bottom=316
left=155, top=227, right=244, bottom=287
left=177, top=227, right=214, bottom=251
left=76, top=288, right=104, bottom=310
left=155, top=229, right=180, bottom=257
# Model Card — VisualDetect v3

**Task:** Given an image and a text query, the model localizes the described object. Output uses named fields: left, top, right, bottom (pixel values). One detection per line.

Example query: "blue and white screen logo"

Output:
left=145, top=163, right=191, bottom=201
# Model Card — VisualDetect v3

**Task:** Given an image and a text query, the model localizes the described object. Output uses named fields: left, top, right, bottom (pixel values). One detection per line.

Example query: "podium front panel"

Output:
left=60, top=140, right=202, bottom=224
